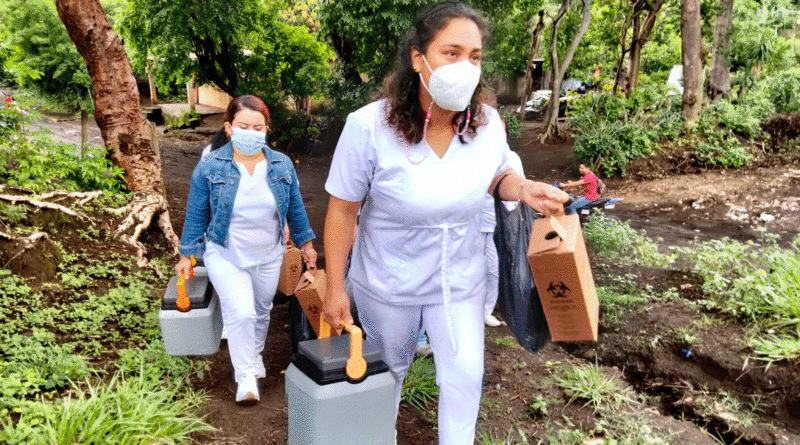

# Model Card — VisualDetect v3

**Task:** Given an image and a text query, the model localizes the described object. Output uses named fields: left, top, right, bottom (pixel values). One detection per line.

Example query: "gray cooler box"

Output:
left=286, top=334, right=395, bottom=445
left=159, top=273, right=222, bottom=356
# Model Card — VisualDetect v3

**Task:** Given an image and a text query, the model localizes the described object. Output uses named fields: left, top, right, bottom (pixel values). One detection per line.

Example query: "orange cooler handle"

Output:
left=340, top=322, right=367, bottom=380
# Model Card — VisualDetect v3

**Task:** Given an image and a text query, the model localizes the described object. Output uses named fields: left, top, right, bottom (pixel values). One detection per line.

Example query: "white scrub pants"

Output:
left=353, top=288, right=485, bottom=445
left=204, top=250, right=282, bottom=383
left=482, top=231, right=499, bottom=319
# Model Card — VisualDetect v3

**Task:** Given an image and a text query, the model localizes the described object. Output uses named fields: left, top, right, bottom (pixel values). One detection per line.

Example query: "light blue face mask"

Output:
left=231, top=128, right=267, bottom=156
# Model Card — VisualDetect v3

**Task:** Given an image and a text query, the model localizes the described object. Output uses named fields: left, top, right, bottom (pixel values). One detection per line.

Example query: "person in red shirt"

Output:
left=4, top=96, right=12, bottom=109
left=562, top=163, right=599, bottom=213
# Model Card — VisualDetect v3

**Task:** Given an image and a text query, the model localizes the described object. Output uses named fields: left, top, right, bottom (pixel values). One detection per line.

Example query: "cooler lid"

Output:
left=162, top=275, right=213, bottom=310
left=293, top=334, right=388, bottom=385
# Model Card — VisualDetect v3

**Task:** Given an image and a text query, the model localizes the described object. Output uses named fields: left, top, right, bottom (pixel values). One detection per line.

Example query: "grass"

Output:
left=552, top=361, right=630, bottom=413
left=491, top=335, right=521, bottom=348
left=0, top=372, right=214, bottom=444
left=401, top=356, right=438, bottom=415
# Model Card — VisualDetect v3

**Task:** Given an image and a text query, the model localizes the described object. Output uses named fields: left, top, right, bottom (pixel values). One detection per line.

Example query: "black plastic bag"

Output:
left=493, top=183, right=550, bottom=352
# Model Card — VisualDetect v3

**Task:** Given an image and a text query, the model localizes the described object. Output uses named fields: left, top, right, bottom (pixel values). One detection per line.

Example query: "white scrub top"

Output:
left=206, top=161, right=284, bottom=268
left=325, top=100, right=513, bottom=306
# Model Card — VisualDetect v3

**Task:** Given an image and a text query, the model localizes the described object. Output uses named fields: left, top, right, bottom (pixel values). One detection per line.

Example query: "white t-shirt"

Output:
left=206, top=161, right=284, bottom=268
left=480, top=150, right=524, bottom=232
left=325, top=100, right=513, bottom=305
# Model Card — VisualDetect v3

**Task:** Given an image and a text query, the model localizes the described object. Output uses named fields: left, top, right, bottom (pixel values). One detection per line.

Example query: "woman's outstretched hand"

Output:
left=520, top=180, right=569, bottom=216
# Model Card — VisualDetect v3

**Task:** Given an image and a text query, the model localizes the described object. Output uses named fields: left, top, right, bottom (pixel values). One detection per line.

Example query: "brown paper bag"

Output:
left=277, top=246, right=303, bottom=296
left=527, top=213, right=599, bottom=342
left=294, top=269, right=341, bottom=337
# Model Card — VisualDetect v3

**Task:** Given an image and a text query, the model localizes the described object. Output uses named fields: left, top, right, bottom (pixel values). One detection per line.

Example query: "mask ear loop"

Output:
left=406, top=100, right=434, bottom=165
left=455, top=107, right=471, bottom=136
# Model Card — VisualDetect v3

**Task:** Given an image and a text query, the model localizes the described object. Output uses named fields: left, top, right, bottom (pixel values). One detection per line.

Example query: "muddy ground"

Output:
left=26, top=111, right=800, bottom=444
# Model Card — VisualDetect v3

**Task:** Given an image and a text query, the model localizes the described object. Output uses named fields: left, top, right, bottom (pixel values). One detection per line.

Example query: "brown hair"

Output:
left=208, top=95, right=272, bottom=151
left=383, top=2, right=489, bottom=145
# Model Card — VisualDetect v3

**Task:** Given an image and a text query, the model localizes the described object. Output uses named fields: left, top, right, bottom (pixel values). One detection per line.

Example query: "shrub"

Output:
left=582, top=213, right=671, bottom=267
left=501, top=110, right=522, bottom=148
left=701, top=94, right=775, bottom=138
left=0, top=133, right=126, bottom=193
left=761, top=68, right=800, bottom=114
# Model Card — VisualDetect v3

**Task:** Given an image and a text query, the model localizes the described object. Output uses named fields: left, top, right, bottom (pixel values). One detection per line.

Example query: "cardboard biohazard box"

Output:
left=278, top=246, right=303, bottom=296
left=527, top=214, right=599, bottom=342
left=295, top=269, right=342, bottom=337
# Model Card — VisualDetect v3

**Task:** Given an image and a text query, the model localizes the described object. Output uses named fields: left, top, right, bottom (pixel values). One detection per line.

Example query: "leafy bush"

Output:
left=582, top=213, right=671, bottom=267
left=681, top=233, right=800, bottom=364
left=701, top=94, right=775, bottom=138
left=0, top=133, right=126, bottom=193
left=761, top=68, right=800, bottom=114
left=569, top=86, right=682, bottom=176
left=164, top=109, right=200, bottom=131
left=694, top=133, right=753, bottom=169
left=501, top=110, right=522, bottom=148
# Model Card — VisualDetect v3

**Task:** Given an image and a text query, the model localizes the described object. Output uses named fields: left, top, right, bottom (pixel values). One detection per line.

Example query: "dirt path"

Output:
left=41, top=111, right=800, bottom=445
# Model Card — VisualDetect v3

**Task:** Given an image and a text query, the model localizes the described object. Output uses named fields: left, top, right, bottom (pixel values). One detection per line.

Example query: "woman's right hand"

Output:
left=323, top=285, right=353, bottom=328
left=175, top=256, right=194, bottom=278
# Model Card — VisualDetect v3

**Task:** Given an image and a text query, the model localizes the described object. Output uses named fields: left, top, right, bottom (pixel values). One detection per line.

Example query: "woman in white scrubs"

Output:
left=323, top=3, right=567, bottom=444
left=177, top=95, right=317, bottom=406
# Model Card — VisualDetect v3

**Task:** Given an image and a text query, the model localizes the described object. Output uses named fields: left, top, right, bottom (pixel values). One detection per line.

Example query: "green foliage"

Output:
left=0, top=105, right=25, bottom=139
left=569, top=86, right=682, bottom=176
left=0, top=372, right=213, bottom=445
left=0, top=203, right=29, bottom=225
left=552, top=361, right=629, bottom=412
left=701, top=94, right=775, bottom=138
left=401, top=356, right=439, bottom=413
left=582, top=213, right=672, bottom=267
left=760, top=67, right=800, bottom=114
left=164, top=110, right=201, bottom=131
left=0, top=0, right=92, bottom=113
left=491, top=335, right=521, bottom=348
left=482, top=0, right=544, bottom=78
left=501, top=110, right=522, bottom=147
left=0, top=132, right=126, bottom=193
left=120, top=0, right=332, bottom=106
left=681, top=233, right=800, bottom=364
left=730, top=0, right=794, bottom=75
left=693, top=131, right=753, bottom=168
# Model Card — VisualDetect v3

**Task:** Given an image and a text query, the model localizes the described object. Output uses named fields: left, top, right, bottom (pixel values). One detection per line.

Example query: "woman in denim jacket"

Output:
left=177, top=95, right=316, bottom=406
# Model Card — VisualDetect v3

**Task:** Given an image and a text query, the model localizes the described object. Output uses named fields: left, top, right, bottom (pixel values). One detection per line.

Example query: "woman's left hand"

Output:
left=300, top=241, right=317, bottom=270
left=520, top=180, right=569, bottom=216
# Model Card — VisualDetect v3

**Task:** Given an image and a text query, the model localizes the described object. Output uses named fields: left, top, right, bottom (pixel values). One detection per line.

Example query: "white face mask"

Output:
left=419, top=55, right=481, bottom=111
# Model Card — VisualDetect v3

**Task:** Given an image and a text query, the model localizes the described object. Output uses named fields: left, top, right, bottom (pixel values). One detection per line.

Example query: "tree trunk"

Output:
left=56, top=0, right=179, bottom=264
left=708, top=0, right=734, bottom=101
left=518, top=11, right=546, bottom=118
left=541, top=0, right=593, bottom=142
left=330, top=31, right=363, bottom=85
left=80, top=108, right=88, bottom=158
left=626, top=0, right=664, bottom=95
left=681, top=0, right=703, bottom=123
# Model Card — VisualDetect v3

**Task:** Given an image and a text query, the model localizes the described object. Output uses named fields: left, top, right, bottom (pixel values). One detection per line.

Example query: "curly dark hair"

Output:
left=207, top=95, right=272, bottom=151
left=383, top=2, right=489, bottom=145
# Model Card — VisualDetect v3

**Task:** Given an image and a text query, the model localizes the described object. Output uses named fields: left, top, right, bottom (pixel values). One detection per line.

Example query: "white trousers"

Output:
left=204, top=250, right=281, bottom=383
left=353, top=288, right=484, bottom=445
left=482, top=231, right=499, bottom=318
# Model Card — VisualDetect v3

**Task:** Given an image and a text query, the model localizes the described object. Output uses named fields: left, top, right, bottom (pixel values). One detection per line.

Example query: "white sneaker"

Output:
left=484, top=314, right=505, bottom=327
left=254, top=358, right=266, bottom=379
left=235, top=375, right=259, bottom=406
left=415, top=342, right=433, bottom=357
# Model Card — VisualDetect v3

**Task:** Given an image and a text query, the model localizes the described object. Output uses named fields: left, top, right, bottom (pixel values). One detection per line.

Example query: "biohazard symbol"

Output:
left=547, top=282, right=570, bottom=298
left=307, top=304, right=321, bottom=315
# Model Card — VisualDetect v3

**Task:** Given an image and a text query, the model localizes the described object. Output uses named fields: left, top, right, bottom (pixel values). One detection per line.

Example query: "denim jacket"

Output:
left=179, top=142, right=315, bottom=258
